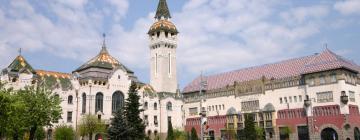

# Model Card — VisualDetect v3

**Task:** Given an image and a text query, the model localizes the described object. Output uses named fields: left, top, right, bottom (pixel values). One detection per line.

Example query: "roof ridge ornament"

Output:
left=155, top=0, right=171, bottom=20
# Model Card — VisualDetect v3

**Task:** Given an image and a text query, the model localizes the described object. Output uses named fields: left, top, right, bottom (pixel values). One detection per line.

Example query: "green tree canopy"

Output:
left=54, top=125, right=75, bottom=140
left=0, top=84, right=61, bottom=140
left=78, top=114, right=106, bottom=140
left=244, top=114, right=257, bottom=140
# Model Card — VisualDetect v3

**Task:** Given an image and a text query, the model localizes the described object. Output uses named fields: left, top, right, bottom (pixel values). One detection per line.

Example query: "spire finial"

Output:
left=155, top=0, right=171, bottom=20
left=100, top=33, right=108, bottom=54
left=102, top=33, right=106, bottom=48
left=18, top=48, right=22, bottom=56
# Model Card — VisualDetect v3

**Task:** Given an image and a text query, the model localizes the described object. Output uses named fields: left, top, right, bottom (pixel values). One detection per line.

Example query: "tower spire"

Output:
left=155, top=0, right=171, bottom=20
left=100, top=33, right=108, bottom=54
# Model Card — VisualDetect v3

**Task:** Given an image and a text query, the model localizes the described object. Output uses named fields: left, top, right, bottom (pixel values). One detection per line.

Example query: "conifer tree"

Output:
left=166, top=120, right=174, bottom=140
left=123, top=81, right=145, bottom=139
left=190, top=127, right=198, bottom=140
left=244, top=114, right=257, bottom=140
left=108, top=109, right=129, bottom=140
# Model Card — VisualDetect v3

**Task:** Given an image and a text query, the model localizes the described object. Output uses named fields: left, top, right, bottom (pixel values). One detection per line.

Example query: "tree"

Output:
left=123, top=82, right=145, bottom=139
left=255, top=126, right=265, bottom=140
left=173, top=129, right=187, bottom=140
left=17, top=86, right=62, bottom=140
left=108, top=109, right=129, bottom=140
left=35, top=127, right=46, bottom=140
left=78, top=114, right=106, bottom=140
left=243, top=114, right=257, bottom=140
left=190, top=127, right=198, bottom=140
left=166, top=121, right=174, bottom=140
left=54, top=125, right=75, bottom=140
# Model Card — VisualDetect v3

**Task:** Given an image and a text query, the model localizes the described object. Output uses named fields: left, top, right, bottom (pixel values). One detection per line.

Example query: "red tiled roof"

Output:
left=183, top=49, right=360, bottom=93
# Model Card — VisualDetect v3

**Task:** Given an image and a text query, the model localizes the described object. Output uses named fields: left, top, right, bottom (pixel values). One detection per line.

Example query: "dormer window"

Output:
left=330, top=73, right=337, bottom=83
left=118, top=75, right=121, bottom=79
left=319, top=75, right=326, bottom=85
left=309, top=77, right=315, bottom=86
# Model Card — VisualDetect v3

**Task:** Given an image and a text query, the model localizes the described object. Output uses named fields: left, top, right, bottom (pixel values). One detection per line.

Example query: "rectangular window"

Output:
left=67, top=111, right=72, bottom=123
left=241, top=100, right=259, bottom=111
left=349, top=91, right=355, bottom=102
left=189, top=107, right=198, bottom=116
left=299, top=95, right=302, bottom=102
left=319, top=75, right=326, bottom=84
left=289, top=96, right=292, bottom=103
left=155, top=53, right=158, bottom=76
left=144, top=115, right=149, bottom=126
left=294, top=96, right=297, bottom=102
left=309, top=77, right=315, bottom=86
left=317, top=91, right=334, bottom=103
left=154, top=116, right=158, bottom=126
left=330, top=74, right=337, bottom=83
left=284, top=97, right=288, bottom=103
left=168, top=53, right=171, bottom=75
left=280, top=98, right=283, bottom=104
left=168, top=116, right=172, bottom=124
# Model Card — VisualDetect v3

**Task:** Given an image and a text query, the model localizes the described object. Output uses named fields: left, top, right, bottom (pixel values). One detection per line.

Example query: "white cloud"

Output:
left=0, top=0, right=356, bottom=87
left=281, top=5, right=329, bottom=25
left=334, top=0, right=360, bottom=15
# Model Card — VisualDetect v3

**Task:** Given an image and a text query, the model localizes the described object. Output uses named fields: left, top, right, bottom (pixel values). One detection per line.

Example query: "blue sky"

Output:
left=0, top=0, right=360, bottom=89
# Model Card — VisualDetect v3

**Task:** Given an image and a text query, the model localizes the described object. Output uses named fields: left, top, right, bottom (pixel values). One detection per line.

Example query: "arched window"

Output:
left=154, top=102, right=158, bottom=110
left=82, top=93, right=86, bottom=114
left=144, top=102, right=148, bottom=110
left=167, top=102, right=172, bottom=111
left=112, top=91, right=124, bottom=113
left=95, top=92, right=104, bottom=113
left=68, top=95, right=73, bottom=104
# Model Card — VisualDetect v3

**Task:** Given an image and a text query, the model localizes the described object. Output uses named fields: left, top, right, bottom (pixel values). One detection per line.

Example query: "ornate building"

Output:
left=0, top=1, right=183, bottom=140
left=183, top=49, right=360, bottom=140
left=2, top=0, right=360, bottom=140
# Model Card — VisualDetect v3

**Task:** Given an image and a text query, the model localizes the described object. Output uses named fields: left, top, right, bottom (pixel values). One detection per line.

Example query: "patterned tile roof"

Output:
left=36, top=70, right=72, bottom=90
left=148, top=19, right=178, bottom=35
left=74, top=44, right=133, bottom=73
left=183, top=49, right=360, bottom=93
left=36, top=70, right=71, bottom=79
left=6, top=55, right=35, bottom=73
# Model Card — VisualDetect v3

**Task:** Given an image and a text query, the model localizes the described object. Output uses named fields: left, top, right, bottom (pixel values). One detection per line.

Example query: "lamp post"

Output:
left=199, top=74, right=207, bottom=140
left=88, top=79, right=93, bottom=115
left=71, top=73, right=80, bottom=140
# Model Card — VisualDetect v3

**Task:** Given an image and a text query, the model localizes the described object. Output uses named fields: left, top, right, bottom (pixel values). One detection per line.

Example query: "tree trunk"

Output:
left=89, top=133, right=92, bottom=140
left=12, top=131, right=18, bottom=140
left=29, top=125, right=37, bottom=140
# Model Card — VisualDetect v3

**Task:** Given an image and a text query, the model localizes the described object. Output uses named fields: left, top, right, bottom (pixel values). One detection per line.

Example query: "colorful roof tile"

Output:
left=74, top=43, right=133, bottom=73
left=36, top=70, right=72, bottom=90
left=6, top=55, right=35, bottom=73
left=148, top=19, right=178, bottom=35
left=183, top=49, right=360, bottom=93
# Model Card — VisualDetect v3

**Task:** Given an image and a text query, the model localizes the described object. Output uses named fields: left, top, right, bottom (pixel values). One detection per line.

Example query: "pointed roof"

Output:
left=155, top=0, right=171, bottom=20
left=74, top=39, right=133, bottom=73
left=183, top=49, right=360, bottom=93
left=6, top=55, right=35, bottom=74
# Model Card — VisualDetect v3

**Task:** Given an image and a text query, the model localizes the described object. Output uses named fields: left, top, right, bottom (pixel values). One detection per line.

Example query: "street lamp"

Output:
left=71, top=73, right=81, bottom=140
left=88, top=79, right=93, bottom=115
left=199, top=74, right=207, bottom=140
